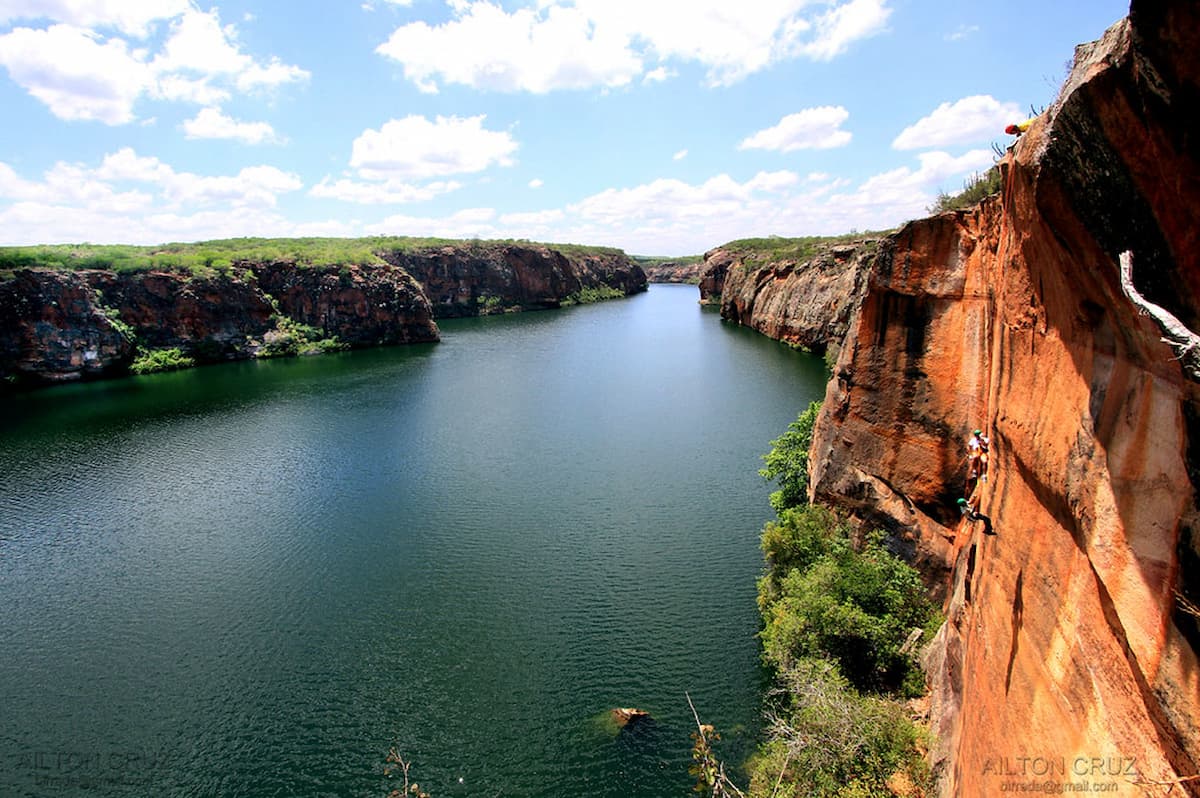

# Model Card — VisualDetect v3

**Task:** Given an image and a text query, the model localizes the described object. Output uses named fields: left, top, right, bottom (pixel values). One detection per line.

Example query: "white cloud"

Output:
left=0, top=7, right=307, bottom=124
left=796, top=0, right=891, bottom=61
left=182, top=107, right=281, bottom=144
left=308, top=176, right=462, bottom=204
left=366, top=207, right=499, bottom=238
left=0, top=0, right=190, bottom=37
left=673, top=149, right=688, bottom=160
left=4, top=147, right=302, bottom=211
left=375, top=0, right=892, bottom=93
left=0, top=149, right=309, bottom=244
left=892, top=94, right=1020, bottom=150
left=0, top=24, right=151, bottom=123
left=945, top=24, right=979, bottom=42
left=418, top=150, right=988, bottom=254
left=500, top=208, right=564, bottom=225
left=739, top=106, right=852, bottom=152
left=528, top=178, right=544, bottom=188
left=349, top=115, right=518, bottom=181
left=376, top=2, right=641, bottom=93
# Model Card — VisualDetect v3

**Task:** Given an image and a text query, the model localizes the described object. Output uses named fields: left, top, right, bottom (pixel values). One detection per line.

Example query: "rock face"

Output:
left=806, top=6, right=1200, bottom=795
left=249, top=261, right=437, bottom=347
left=0, top=242, right=644, bottom=387
left=383, top=244, right=646, bottom=317
left=0, top=270, right=135, bottom=382
left=86, top=269, right=277, bottom=360
left=642, top=260, right=705, bottom=284
left=698, top=241, right=876, bottom=354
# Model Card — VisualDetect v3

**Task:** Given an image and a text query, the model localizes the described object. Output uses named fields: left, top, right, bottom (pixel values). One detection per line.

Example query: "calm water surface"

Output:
left=0, top=285, right=828, bottom=797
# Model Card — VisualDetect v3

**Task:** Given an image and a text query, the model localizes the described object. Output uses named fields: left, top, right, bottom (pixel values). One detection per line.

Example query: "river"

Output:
left=0, top=284, right=829, bottom=797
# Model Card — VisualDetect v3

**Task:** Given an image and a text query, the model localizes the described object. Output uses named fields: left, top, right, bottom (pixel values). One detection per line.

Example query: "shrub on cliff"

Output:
left=928, top=166, right=1002, bottom=214
left=748, top=658, right=928, bottom=798
left=758, top=507, right=935, bottom=694
left=130, top=347, right=194, bottom=375
left=760, top=401, right=821, bottom=512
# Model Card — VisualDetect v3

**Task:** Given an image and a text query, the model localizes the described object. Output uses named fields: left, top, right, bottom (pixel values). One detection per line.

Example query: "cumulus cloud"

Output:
left=528, top=178, right=544, bottom=188
left=0, top=24, right=151, bottom=124
left=366, top=207, right=499, bottom=238
left=673, top=149, right=688, bottom=160
left=367, top=148, right=990, bottom=254
left=182, top=107, right=281, bottom=144
left=892, top=94, right=1019, bottom=150
left=795, top=0, right=891, bottom=61
left=349, top=115, right=518, bottom=181
left=0, top=6, right=308, bottom=124
left=0, top=0, right=190, bottom=37
left=739, top=106, right=852, bottom=152
left=0, top=148, right=310, bottom=244
left=308, top=177, right=462, bottom=204
left=375, top=0, right=892, bottom=93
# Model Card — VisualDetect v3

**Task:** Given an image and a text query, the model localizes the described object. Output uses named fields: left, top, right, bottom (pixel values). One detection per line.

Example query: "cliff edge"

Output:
left=808, top=4, right=1199, bottom=795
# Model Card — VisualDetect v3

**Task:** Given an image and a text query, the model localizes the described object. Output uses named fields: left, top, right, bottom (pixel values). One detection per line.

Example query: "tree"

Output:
left=760, top=402, right=822, bottom=513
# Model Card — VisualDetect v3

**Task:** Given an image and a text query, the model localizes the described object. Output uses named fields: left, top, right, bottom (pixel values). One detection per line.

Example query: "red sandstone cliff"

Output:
left=698, top=240, right=876, bottom=356
left=804, top=5, right=1199, bottom=795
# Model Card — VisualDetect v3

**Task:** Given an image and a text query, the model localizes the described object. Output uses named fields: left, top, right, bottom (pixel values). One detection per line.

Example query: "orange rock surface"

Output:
left=808, top=6, right=1199, bottom=795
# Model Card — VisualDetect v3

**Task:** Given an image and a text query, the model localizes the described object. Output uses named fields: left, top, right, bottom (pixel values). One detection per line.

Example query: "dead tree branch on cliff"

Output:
left=1118, top=250, right=1200, bottom=382
left=686, top=692, right=747, bottom=798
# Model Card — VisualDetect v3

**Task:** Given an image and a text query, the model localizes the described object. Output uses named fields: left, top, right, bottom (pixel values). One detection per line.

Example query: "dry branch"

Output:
left=1118, top=250, right=1200, bottom=381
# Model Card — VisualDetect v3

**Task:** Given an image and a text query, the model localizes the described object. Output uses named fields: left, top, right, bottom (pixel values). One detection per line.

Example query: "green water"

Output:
left=0, top=284, right=829, bottom=797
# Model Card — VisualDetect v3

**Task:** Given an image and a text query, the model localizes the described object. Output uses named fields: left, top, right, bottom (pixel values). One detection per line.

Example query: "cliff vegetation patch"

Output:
left=693, top=403, right=939, bottom=797
left=130, top=347, right=195, bottom=375
left=0, top=237, right=628, bottom=278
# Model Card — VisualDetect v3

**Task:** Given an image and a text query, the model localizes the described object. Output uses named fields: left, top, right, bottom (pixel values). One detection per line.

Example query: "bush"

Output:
left=259, top=314, right=347, bottom=358
left=758, top=508, right=935, bottom=694
left=760, top=401, right=821, bottom=512
left=130, top=347, right=194, bottom=375
left=748, top=658, right=929, bottom=798
left=928, top=166, right=1002, bottom=214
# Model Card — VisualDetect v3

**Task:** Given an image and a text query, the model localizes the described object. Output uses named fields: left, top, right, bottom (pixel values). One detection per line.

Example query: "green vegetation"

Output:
left=0, top=236, right=628, bottom=278
left=561, top=285, right=625, bottom=305
left=759, top=401, right=821, bottom=513
left=758, top=507, right=937, bottom=695
left=130, top=347, right=195, bottom=375
left=259, top=314, right=347, bottom=358
left=722, top=232, right=891, bottom=264
left=928, top=166, right=1003, bottom=214
left=699, top=401, right=940, bottom=797
left=476, top=294, right=506, bottom=313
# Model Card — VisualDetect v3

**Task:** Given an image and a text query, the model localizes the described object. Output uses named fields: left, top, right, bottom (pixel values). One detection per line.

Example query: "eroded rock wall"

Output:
left=698, top=241, right=876, bottom=354
left=809, top=7, right=1199, bottom=795
left=384, top=244, right=646, bottom=317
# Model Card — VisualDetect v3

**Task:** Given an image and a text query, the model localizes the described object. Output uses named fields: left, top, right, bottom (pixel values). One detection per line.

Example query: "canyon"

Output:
left=701, top=3, right=1199, bottom=794
left=0, top=242, right=645, bottom=385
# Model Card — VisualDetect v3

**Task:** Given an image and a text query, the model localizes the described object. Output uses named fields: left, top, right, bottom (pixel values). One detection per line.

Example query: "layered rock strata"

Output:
left=804, top=7, right=1199, bottom=795
left=1, top=243, right=644, bottom=386
left=698, top=241, right=876, bottom=355
left=383, top=244, right=646, bottom=317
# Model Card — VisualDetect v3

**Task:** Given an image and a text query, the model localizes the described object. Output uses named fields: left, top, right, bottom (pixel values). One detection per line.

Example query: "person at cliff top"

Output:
left=967, top=429, right=990, bottom=482
left=1005, top=118, right=1035, bottom=136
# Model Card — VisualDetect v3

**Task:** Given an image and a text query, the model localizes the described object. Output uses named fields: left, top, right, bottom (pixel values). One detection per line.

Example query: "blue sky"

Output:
left=0, top=0, right=1129, bottom=256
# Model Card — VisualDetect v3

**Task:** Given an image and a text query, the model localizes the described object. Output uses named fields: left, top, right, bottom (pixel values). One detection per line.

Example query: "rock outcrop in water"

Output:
left=703, top=4, right=1199, bottom=794
left=0, top=241, right=645, bottom=386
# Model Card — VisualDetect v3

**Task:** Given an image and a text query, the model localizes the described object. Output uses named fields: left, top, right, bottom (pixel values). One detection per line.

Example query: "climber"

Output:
left=1005, top=118, right=1035, bottom=136
left=967, top=429, right=990, bottom=482
left=957, top=498, right=996, bottom=536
